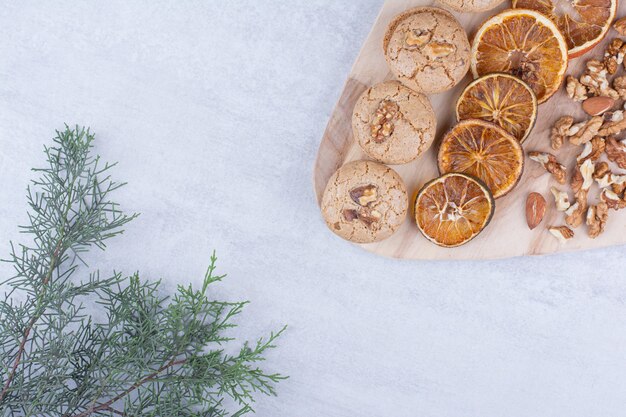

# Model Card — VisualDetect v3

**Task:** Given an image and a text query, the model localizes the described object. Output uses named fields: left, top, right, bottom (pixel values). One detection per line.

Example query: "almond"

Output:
left=582, top=96, right=615, bottom=116
left=526, top=192, right=546, bottom=230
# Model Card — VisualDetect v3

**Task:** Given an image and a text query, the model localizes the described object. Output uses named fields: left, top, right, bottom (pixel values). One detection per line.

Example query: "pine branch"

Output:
left=0, top=237, right=65, bottom=403
left=0, top=126, right=286, bottom=416
left=72, top=358, right=187, bottom=417
left=1, top=126, right=135, bottom=406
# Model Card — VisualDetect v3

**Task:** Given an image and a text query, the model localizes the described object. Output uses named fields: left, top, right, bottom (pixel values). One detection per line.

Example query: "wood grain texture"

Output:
left=313, top=0, right=626, bottom=259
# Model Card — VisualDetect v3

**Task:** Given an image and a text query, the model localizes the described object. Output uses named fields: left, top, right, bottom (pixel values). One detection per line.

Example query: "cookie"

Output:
left=321, top=160, right=408, bottom=243
left=383, top=7, right=470, bottom=94
left=437, top=0, right=505, bottom=12
left=352, top=81, right=436, bottom=165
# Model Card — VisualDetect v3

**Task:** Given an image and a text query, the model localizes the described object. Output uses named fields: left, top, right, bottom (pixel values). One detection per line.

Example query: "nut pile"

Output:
left=528, top=31, right=626, bottom=242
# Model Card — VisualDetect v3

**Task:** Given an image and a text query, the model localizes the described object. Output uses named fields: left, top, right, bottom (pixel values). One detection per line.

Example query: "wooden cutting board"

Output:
left=313, top=0, right=626, bottom=259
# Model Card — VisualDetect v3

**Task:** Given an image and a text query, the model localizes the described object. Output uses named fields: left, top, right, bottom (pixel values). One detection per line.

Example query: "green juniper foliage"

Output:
left=0, top=126, right=286, bottom=416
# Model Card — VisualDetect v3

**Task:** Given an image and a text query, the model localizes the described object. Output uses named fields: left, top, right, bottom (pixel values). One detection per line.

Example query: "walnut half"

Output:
left=345, top=184, right=382, bottom=229
left=370, top=100, right=400, bottom=143
left=566, top=76, right=588, bottom=102
left=579, top=159, right=595, bottom=191
left=350, top=184, right=378, bottom=206
left=604, top=38, right=626, bottom=75
left=601, top=188, right=626, bottom=210
left=565, top=189, right=588, bottom=228
left=528, top=151, right=567, bottom=184
left=598, top=109, right=626, bottom=136
left=550, top=187, right=570, bottom=211
left=548, top=226, right=575, bottom=243
left=587, top=202, right=608, bottom=238
left=576, top=136, right=605, bottom=165
left=424, top=42, right=455, bottom=59
left=568, top=116, right=603, bottom=145
left=342, top=208, right=382, bottom=229
left=551, top=116, right=574, bottom=150
left=614, top=17, right=626, bottom=36
left=579, top=59, right=619, bottom=99
left=605, top=136, right=626, bottom=169
left=405, top=29, right=431, bottom=48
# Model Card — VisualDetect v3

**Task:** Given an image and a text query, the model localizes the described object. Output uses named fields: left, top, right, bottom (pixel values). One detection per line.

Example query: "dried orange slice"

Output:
left=513, top=0, right=617, bottom=58
left=470, top=9, right=568, bottom=104
left=456, top=73, right=537, bottom=143
left=437, top=119, right=524, bottom=198
left=414, top=173, right=495, bottom=247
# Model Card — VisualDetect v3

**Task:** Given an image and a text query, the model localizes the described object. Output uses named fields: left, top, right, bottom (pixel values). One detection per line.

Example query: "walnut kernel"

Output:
left=595, top=171, right=626, bottom=188
left=551, top=116, right=573, bottom=150
left=550, top=187, right=571, bottom=211
left=613, top=75, right=626, bottom=100
left=587, top=202, right=608, bottom=238
left=405, top=29, right=431, bottom=48
left=424, top=42, right=455, bottom=59
left=614, top=17, right=626, bottom=36
left=566, top=76, right=588, bottom=102
left=577, top=136, right=605, bottom=165
left=601, top=188, right=626, bottom=210
left=593, top=161, right=610, bottom=180
left=569, top=116, right=603, bottom=145
left=357, top=208, right=382, bottom=228
left=548, top=226, right=575, bottom=243
left=565, top=189, right=588, bottom=228
left=371, top=100, right=400, bottom=143
left=580, top=159, right=595, bottom=190
left=605, top=136, right=626, bottom=169
left=528, top=151, right=567, bottom=184
left=350, top=184, right=378, bottom=206
left=580, top=59, right=619, bottom=99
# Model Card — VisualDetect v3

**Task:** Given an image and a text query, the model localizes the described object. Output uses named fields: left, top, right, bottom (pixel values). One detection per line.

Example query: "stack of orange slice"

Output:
left=415, top=10, right=562, bottom=247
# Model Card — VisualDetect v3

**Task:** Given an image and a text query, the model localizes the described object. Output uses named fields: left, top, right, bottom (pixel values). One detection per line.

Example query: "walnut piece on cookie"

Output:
left=436, top=0, right=505, bottom=12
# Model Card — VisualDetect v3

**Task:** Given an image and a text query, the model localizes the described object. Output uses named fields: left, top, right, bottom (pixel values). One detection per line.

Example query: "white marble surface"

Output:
left=1, top=1, right=626, bottom=416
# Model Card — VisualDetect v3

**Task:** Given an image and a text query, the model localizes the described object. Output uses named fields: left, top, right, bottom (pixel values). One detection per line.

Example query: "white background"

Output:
left=1, top=1, right=626, bottom=416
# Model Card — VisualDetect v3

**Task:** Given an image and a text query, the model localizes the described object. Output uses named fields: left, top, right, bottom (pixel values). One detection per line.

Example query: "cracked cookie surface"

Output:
left=437, top=0, right=505, bottom=12
left=321, top=160, right=408, bottom=243
left=352, top=81, right=436, bottom=165
left=383, top=7, right=470, bottom=94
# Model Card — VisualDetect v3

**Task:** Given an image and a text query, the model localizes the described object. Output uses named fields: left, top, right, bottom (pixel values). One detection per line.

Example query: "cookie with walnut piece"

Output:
left=352, top=81, right=436, bottom=165
left=321, top=161, right=408, bottom=244
left=383, top=7, right=470, bottom=94
left=437, top=0, right=505, bottom=12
